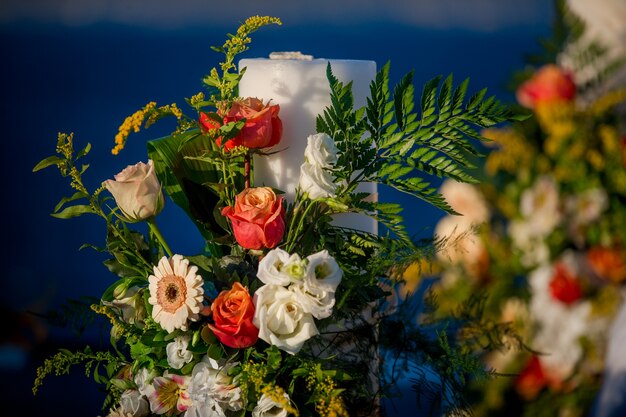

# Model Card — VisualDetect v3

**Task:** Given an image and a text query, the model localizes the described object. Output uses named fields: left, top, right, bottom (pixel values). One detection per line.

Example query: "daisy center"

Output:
left=157, top=275, right=188, bottom=313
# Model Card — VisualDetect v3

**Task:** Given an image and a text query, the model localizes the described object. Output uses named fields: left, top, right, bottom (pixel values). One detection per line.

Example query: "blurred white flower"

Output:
left=509, top=219, right=551, bottom=268
left=439, top=179, right=490, bottom=224
left=520, top=176, right=561, bottom=237
left=166, top=335, right=194, bottom=369
left=120, top=389, right=149, bottom=417
left=185, top=356, right=243, bottom=417
left=252, top=392, right=291, bottom=417
left=528, top=263, right=591, bottom=380
left=434, top=215, right=484, bottom=266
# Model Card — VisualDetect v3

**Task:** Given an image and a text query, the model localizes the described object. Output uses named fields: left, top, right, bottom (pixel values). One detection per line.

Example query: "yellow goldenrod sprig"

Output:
left=112, top=102, right=185, bottom=155
left=305, top=373, right=348, bottom=417
left=220, top=16, right=282, bottom=73
left=112, top=102, right=157, bottom=155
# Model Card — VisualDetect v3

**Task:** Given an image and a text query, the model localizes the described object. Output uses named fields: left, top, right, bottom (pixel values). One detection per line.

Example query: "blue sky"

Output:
left=1, top=0, right=551, bottom=31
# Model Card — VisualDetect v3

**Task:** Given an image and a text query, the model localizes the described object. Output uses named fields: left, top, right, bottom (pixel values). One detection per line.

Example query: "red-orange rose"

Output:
left=548, top=263, right=583, bottom=305
left=515, top=356, right=548, bottom=401
left=587, top=246, right=626, bottom=284
left=222, top=187, right=285, bottom=250
left=219, top=98, right=282, bottom=150
left=208, top=282, right=258, bottom=348
left=516, top=65, right=576, bottom=109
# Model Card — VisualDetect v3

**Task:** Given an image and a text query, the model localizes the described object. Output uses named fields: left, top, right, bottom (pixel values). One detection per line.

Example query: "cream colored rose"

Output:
left=253, top=284, right=318, bottom=354
left=104, top=160, right=163, bottom=222
left=298, top=163, right=336, bottom=199
left=304, top=133, right=338, bottom=168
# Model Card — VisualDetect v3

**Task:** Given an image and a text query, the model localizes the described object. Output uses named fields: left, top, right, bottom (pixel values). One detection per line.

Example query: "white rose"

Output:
left=257, top=249, right=307, bottom=286
left=298, top=163, right=337, bottom=200
left=289, top=283, right=335, bottom=320
left=304, top=133, right=339, bottom=168
left=253, top=284, right=319, bottom=354
left=120, top=389, right=149, bottom=417
left=252, top=392, right=290, bottom=417
left=304, top=250, right=342, bottom=293
left=104, top=160, right=164, bottom=222
left=166, top=335, right=194, bottom=369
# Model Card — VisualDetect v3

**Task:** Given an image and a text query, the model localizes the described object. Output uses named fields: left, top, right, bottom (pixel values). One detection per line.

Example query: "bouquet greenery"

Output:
left=32, top=16, right=521, bottom=417
left=428, top=2, right=626, bottom=416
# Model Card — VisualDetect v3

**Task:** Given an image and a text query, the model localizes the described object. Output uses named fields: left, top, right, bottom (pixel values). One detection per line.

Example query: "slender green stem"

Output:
left=286, top=199, right=321, bottom=253
left=147, top=217, right=173, bottom=257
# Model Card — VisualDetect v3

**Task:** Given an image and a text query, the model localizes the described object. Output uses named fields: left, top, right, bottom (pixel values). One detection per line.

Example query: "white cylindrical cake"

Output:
left=238, top=53, right=378, bottom=234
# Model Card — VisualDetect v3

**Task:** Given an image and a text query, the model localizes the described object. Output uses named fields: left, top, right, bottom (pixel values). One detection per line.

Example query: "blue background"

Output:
left=0, top=2, right=553, bottom=415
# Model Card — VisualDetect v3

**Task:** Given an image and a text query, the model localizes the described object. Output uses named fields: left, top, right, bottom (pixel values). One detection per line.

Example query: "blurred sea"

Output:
left=0, top=18, right=550, bottom=416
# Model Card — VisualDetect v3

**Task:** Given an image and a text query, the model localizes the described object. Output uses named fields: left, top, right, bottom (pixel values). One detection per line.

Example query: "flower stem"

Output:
left=147, top=217, right=173, bottom=257
left=244, top=152, right=251, bottom=188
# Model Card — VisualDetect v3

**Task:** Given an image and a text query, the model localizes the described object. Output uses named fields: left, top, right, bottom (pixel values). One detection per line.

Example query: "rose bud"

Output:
left=222, top=187, right=285, bottom=250
left=104, top=160, right=164, bottom=222
left=587, top=246, right=626, bottom=284
left=219, top=98, right=282, bottom=150
left=516, top=64, right=576, bottom=109
left=208, top=282, right=259, bottom=348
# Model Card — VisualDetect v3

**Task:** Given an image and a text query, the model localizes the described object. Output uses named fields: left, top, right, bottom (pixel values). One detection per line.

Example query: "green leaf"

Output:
left=33, top=156, right=63, bottom=172
left=76, top=143, right=92, bottom=159
left=50, top=204, right=94, bottom=219
left=54, top=191, right=89, bottom=213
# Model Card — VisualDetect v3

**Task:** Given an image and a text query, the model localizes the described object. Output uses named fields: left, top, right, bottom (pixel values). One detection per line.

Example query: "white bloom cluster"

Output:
left=527, top=254, right=609, bottom=380
left=298, top=133, right=339, bottom=199
left=185, top=357, right=243, bottom=417
left=253, top=248, right=342, bottom=354
left=510, top=176, right=561, bottom=268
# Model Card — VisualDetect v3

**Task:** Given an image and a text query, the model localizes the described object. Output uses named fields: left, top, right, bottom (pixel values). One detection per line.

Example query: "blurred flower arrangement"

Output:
left=31, top=16, right=521, bottom=417
left=429, top=2, right=626, bottom=416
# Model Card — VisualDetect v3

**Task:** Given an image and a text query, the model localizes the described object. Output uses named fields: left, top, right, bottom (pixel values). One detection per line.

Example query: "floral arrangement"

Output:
left=31, top=16, right=521, bottom=417
left=428, top=2, right=626, bottom=416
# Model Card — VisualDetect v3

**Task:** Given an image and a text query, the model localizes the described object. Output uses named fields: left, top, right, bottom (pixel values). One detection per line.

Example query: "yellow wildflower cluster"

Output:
left=259, top=384, right=298, bottom=416
left=91, top=304, right=135, bottom=339
left=221, top=16, right=282, bottom=72
left=240, top=361, right=299, bottom=416
left=535, top=102, right=576, bottom=157
left=189, top=92, right=206, bottom=107
left=483, top=128, right=536, bottom=176
left=589, top=89, right=626, bottom=117
left=112, top=102, right=183, bottom=155
left=305, top=373, right=348, bottom=417
left=112, top=102, right=157, bottom=155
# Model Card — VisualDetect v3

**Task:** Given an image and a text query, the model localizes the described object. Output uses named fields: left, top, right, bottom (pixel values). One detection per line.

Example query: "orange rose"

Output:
left=516, top=65, right=576, bottom=109
left=587, top=246, right=626, bottom=284
left=222, top=187, right=285, bottom=250
left=219, top=97, right=282, bottom=151
left=208, top=282, right=258, bottom=348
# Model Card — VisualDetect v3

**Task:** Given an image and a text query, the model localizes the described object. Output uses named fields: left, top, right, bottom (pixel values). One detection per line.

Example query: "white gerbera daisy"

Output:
left=148, top=255, right=204, bottom=333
